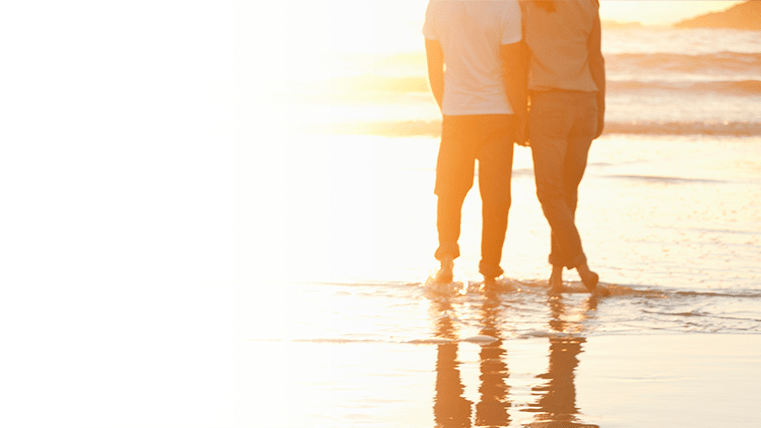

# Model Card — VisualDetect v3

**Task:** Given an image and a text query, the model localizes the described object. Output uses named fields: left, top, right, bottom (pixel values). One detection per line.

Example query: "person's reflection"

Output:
left=432, top=299, right=472, bottom=428
left=475, top=292, right=510, bottom=427
left=528, top=296, right=599, bottom=427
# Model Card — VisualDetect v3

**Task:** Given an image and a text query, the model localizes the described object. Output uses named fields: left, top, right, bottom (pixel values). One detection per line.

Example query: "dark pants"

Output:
left=529, top=91, right=597, bottom=269
left=434, top=114, right=515, bottom=279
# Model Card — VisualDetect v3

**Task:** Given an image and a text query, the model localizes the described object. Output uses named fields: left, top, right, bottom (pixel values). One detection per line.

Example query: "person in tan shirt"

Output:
left=521, top=0, right=607, bottom=296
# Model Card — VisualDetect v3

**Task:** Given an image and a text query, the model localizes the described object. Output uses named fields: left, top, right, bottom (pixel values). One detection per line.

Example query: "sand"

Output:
left=236, top=334, right=761, bottom=427
left=234, top=131, right=761, bottom=427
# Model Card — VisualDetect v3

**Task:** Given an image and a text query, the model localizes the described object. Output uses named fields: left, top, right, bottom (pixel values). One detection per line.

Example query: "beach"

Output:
left=240, top=133, right=761, bottom=290
left=233, top=15, right=761, bottom=426
left=237, top=335, right=761, bottom=427
left=4, top=2, right=759, bottom=427
left=235, top=130, right=761, bottom=427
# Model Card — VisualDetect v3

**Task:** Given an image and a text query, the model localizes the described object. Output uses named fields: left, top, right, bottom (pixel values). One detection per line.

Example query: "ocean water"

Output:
left=263, top=27, right=761, bottom=136
left=236, top=26, right=761, bottom=427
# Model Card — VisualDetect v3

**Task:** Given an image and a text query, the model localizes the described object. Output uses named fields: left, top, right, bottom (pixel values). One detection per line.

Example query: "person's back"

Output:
left=521, top=0, right=607, bottom=296
left=522, top=0, right=599, bottom=93
left=423, top=1, right=522, bottom=115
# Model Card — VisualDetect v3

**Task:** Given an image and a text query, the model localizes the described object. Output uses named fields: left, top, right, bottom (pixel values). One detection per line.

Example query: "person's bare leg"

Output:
left=576, top=262, right=607, bottom=296
left=435, top=256, right=454, bottom=284
left=549, top=265, right=564, bottom=295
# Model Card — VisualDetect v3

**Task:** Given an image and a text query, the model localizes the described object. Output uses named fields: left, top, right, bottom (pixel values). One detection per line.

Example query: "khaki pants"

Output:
left=529, top=90, right=598, bottom=269
left=434, top=114, right=515, bottom=279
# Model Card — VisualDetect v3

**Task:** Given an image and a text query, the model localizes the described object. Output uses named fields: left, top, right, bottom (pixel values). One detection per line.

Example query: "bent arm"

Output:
left=425, top=39, right=445, bottom=112
left=589, top=5, right=606, bottom=138
left=501, top=41, right=529, bottom=144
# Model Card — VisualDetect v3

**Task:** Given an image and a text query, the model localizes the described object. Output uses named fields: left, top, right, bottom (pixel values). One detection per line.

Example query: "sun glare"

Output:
left=279, top=1, right=740, bottom=55
left=241, top=0, right=742, bottom=91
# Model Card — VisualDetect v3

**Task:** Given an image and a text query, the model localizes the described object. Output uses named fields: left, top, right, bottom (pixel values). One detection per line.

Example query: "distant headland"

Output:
left=674, top=1, right=761, bottom=30
left=601, top=20, right=644, bottom=29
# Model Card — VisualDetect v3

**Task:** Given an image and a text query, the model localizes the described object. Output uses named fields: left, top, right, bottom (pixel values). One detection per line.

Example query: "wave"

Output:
left=292, top=51, right=761, bottom=96
left=298, top=75, right=761, bottom=97
left=602, top=120, right=761, bottom=136
left=301, top=119, right=761, bottom=137
left=608, top=79, right=761, bottom=95
left=605, top=175, right=726, bottom=185
left=605, top=52, right=761, bottom=76
left=250, top=280, right=761, bottom=341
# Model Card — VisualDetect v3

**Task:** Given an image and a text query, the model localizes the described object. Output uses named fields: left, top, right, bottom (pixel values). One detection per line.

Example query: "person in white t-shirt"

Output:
left=423, top=0, right=527, bottom=287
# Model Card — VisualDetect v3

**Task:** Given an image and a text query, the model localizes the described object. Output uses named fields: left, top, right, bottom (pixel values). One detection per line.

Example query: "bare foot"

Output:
left=595, top=284, right=611, bottom=297
left=581, top=271, right=599, bottom=294
left=576, top=263, right=600, bottom=295
left=481, top=276, right=498, bottom=295
left=548, top=277, right=564, bottom=295
left=548, top=266, right=563, bottom=295
left=434, top=257, right=454, bottom=284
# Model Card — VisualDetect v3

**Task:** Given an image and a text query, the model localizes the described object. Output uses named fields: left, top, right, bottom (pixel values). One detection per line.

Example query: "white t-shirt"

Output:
left=422, top=0, right=522, bottom=116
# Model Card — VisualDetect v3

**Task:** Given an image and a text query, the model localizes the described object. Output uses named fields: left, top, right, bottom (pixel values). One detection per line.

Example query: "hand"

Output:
left=594, top=96, right=605, bottom=139
left=515, top=113, right=529, bottom=147
left=595, top=110, right=605, bottom=139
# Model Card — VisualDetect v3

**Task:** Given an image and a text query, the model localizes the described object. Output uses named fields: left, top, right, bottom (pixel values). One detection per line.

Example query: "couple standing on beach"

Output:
left=424, top=0, right=606, bottom=295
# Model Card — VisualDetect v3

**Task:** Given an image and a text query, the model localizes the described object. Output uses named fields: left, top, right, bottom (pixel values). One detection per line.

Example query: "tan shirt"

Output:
left=522, top=0, right=600, bottom=92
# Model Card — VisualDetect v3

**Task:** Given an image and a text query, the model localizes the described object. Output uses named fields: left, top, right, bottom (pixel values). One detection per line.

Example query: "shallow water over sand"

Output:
left=236, top=132, right=761, bottom=426
left=238, top=132, right=761, bottom=341
left=238, top=301, right=761, bottom=427
left=239, top=133, right=761, bottom=291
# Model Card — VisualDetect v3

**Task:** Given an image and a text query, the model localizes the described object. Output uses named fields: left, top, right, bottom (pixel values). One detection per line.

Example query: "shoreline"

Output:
left=293, top=120, right=761, bottom=138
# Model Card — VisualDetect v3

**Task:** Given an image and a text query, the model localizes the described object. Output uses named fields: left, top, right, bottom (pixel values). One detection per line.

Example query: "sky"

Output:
left=257, top=0, right=743, bottom=55
left=598, top=0, right=742, bottom=26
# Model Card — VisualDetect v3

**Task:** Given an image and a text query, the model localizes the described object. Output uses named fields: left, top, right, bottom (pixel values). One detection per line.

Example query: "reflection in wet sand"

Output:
left=432, top=292, right=512, bottom=428
left=475, top=292, right=510, bottom=428
left=432, top=299, right=472, bottom=427
left=430, top=291, right=600, bottom=427
left=526, top=296, right=599, bottom=428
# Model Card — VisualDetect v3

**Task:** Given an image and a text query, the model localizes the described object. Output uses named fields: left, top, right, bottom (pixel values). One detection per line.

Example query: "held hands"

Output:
left=594, top=93, right=605, bottom=139
left=514, top=113, right=530, bottom=147
left=595, top=104, right=605, bottom=139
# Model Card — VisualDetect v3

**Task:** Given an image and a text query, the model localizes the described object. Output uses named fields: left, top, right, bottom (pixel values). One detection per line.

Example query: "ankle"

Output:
left=550, top=265, right=562, bottom=278
left=576, top=262, right=590, bottom=276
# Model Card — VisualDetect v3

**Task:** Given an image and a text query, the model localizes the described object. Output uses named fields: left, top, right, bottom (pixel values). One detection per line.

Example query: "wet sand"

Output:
left=236, top=130, right=761, bottom=427
left=237, top=334, right=761, bottom=427
left=239, top=133, right=761, bottom=289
